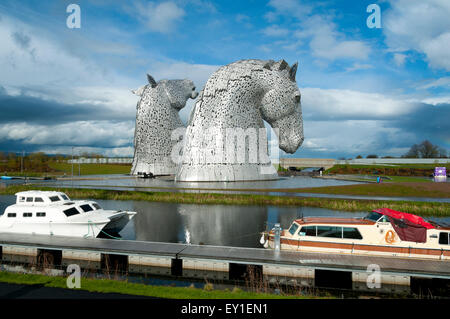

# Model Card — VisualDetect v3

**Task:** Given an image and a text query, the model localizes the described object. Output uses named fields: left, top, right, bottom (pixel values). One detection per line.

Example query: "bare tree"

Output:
left=418, top=140, right=439, bottom=158
left=403, top=144, right=420, bottom=158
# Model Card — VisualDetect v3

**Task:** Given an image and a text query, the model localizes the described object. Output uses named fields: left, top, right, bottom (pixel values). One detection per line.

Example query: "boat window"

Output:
left=61, top=194, right=70, bottom=200
left=365, top=212, right=383, bottom=222
left=23, top=212, right=32, bottom=217
left=26, top=197, right=33, bottom=202
left=36, top=212, right=46, bottom=217
left=317, top=226, right=342, bottom=238
left=343, top=227, right=363, bottom=240
left=300, top=226, right=316, bottom=236
left=34, top=197, right=44, bottom=202
left=80, top=204, right=93, bottom=213
left=19, top=197, right=25, bottom=202
left=7, top=213, right=16, bottom=218
left=92, top=203, right=102, bottom=210
left=288, top=223, right=299, bottom=235
left=63, top=207, right=80, bottom=217
left=439, top=232, right=449, bottom=245
left=378, top=215, right=390, bottom=223
left=49, top=196, right=60, bottom=202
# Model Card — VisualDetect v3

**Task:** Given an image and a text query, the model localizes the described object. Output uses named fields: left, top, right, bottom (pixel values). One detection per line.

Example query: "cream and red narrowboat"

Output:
left=261, top=208, right=450, bottom=260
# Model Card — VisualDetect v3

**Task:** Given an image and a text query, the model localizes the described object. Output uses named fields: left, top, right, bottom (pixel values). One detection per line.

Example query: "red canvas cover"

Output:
left=373, top=208, right=434, bottom=229
left=373, top=208, right=433, bottom=243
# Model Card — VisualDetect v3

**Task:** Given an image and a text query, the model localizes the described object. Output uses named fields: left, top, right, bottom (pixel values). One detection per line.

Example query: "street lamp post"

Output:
left=71, top=147, right=74, bottom=178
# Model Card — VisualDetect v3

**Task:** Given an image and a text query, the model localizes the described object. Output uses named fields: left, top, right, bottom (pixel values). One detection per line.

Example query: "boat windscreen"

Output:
left=63, top=207, right=80, bottom=217
left=364, top=211, right=382, bottom=222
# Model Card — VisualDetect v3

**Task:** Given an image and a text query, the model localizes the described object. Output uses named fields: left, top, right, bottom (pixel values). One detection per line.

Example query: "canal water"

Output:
left=1, top=195, right=449, bottom=248
left=1, top=175, right=363, bottom=190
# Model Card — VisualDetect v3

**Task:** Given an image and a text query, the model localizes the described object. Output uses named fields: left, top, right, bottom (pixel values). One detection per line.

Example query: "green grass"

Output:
left=0, top=271, right=312, bottom=299
left=282, top=182, right=450, bottom=199
left=1, top=163, right=132, bottom=177
left=47, top=163, right=131, bottom=175
left=325, top=163, right=449, bottom=177
left=1, top=185, right=448, bottom=217
left=384, top=176, right=431, bottom=183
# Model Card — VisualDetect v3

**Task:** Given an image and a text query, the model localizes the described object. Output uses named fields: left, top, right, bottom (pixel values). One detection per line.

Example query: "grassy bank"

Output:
left=1, top=185, right=448, bottom=216
left=0, top=271, right=310, bottom=299
left=277, top=182, right=450, bottom=199
left=48, top=163, right=131, bottom=175
left=326, top=164, right=449, bottom=176
left=1, top=163, right=131, bottom=177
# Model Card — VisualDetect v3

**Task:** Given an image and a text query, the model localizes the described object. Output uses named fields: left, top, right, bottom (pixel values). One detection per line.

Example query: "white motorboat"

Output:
left=0, top=190, right=136, bottom=238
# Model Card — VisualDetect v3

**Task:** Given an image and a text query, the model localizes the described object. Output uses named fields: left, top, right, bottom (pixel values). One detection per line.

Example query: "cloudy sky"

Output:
left=0, top=0, right=448, bottom=158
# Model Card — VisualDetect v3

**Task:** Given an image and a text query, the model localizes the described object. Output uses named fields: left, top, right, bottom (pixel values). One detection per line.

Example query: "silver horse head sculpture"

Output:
left=131, top=74, right=198, bottom=176
left=175, top=59, right=304, bottom=182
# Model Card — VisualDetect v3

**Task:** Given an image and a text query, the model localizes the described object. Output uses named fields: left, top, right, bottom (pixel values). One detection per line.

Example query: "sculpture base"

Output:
left=175, top=163, right=278, bottom=182
left=131, top=161, right=177, bottom=176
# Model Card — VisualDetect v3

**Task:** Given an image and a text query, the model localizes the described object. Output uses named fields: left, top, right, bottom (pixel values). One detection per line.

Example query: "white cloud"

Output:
left=135, top=1, right=185, bottom=34
left=393, top=53, right=407, bottom=67
left=300, top=16, right=371, bottom=61
left=417, top=77, right=450, bottom=90
left=345, top=63, right=374, bottom=72
left=384, top=0, right=450, bottom=71
left=298, top=120, right=406, bottom=156
left=301, top=87, right=416, bottom=120
left=262, top=25, right=290, bottom=37
left=0, top=121, right=134, bottom=148
left=266, top=0, right=314, bottom=20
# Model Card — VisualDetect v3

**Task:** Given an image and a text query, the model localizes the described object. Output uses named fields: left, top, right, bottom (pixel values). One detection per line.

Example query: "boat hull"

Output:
left=0, top=221, right=108, bottom=238
left=265, top=235, right=450, bottom=260
left=103, top=212, right=136, bottom=234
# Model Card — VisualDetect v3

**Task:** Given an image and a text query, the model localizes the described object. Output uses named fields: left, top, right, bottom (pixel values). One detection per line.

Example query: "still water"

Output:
left=1, top=195, right=449, bottom=248
left=3, top=175, right=363, bottom=190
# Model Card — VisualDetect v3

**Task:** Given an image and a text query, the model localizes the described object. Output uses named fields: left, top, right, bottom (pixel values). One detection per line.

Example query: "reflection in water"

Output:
left=132, top=201, right=181, bottom=243
left=1, top=195, right=449, bottom=249
left=177, top=204, right=268, bottom=247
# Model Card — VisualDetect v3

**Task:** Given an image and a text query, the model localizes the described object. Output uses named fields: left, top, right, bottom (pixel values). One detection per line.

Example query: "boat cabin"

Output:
left=15, top=191, right=72, bottom=205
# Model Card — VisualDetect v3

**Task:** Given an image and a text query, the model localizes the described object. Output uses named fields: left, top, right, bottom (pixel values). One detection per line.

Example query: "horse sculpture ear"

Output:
left=289, top=62, right=298, bottom=81
left=147, top=74, right=158, bottom=88
left=277, top=59, right=289, bottom=71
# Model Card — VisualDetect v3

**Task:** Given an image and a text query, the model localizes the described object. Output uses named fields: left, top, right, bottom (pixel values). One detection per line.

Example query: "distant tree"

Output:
left=403, top=144, right=420, bottom=158
left=356, top=155, right=363, bottom=159
left=403, top=140, right=447, bottom=158
left=418, top=140, right=439, bottom=158
left=366, top=154, right=378, bottom=158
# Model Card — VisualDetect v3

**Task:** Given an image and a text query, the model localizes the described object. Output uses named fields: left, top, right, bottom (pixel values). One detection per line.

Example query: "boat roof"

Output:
left=294, top=217, right=375, bottom=226
left=372, top=208, right=435, bottom=229
left=15, top=190, right=68, bottom=197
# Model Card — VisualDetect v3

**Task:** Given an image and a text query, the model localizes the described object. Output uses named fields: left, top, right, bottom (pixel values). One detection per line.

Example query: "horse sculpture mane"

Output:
left=176, top=59, right=304, bottom=182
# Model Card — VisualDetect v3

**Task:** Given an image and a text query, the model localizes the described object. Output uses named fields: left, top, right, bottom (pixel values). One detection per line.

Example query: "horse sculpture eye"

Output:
left=192, top=87, right=196, bottom=91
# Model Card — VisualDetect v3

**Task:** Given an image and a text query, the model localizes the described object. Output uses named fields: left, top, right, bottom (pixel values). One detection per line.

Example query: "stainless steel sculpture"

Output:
left=131, top=75, right=198, bottom=176
left=175, top=59, right=304, bottom=182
